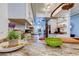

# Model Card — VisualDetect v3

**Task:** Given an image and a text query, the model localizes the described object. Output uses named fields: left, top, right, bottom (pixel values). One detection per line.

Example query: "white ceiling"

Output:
left=70, top=3, right=79, bottom=16
left=52, top=3, right=79, bottom=17
left=31, top=3, right=61, bottom=17
left=31, top=3, right=79, bottom=17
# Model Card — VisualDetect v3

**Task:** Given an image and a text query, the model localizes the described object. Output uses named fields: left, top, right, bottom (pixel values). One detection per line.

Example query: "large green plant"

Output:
left=8, top=30, right=20, bottom=40
left=45, top=37, right=63, bottom=47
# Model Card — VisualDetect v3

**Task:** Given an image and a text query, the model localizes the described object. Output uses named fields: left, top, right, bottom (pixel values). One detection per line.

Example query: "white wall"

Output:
left=0, top=3, right=8, bottom=40
left=15, top=24, right=25, bottom=32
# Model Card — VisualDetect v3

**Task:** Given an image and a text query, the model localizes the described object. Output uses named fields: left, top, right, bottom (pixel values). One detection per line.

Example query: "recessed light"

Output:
left=47, top=5, right=50, bottom=9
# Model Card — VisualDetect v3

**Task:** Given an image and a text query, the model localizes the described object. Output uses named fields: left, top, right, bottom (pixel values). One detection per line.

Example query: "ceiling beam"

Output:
left=50, top=3, right=64, bottom=17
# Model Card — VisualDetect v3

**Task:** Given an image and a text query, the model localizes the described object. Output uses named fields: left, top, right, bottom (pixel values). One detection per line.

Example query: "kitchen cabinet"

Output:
left=8, top=3, right=33, bottom=25
left=8, top=3, right=26, bottom=19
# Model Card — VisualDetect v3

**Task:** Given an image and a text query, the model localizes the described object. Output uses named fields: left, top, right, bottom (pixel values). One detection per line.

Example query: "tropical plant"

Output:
left=45, top=37, right=63, bottom=47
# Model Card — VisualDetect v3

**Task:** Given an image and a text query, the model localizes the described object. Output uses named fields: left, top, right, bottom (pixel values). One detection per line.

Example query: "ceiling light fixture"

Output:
left=62, top=3, right=74, bottom=10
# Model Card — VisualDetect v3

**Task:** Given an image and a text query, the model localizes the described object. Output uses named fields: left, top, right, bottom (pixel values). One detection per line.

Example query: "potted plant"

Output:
left=8, top=30, right=21, bottom=47
left=21, top=33, right=25, bottom=40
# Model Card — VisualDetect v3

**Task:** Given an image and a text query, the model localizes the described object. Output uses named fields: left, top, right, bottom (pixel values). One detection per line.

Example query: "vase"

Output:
left=9, top=39, right=19, bottom=47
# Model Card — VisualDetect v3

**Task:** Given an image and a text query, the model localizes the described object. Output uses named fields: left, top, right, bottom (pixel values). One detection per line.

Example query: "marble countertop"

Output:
left=0, top=41, right=79, bottom=56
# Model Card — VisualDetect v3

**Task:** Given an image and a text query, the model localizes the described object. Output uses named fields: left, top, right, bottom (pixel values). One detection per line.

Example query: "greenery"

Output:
left=21, top=34, right=25, bottom=39
left=45, top=37, right=63, bottom=47
left=8, top=30, right=20, bottom=40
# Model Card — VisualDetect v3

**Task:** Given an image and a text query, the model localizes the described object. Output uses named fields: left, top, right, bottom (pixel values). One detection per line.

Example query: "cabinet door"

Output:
left=8, top=3, right=26, bottom=19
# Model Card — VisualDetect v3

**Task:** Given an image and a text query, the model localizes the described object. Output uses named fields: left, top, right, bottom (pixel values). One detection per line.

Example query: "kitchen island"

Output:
left=0, top=39, right=79, bottom=56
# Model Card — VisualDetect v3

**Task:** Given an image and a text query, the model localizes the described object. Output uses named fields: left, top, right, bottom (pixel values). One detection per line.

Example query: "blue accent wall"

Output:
left=71, top=15, right=79, bottom=37
left=34, top=17, right=46, bottom=37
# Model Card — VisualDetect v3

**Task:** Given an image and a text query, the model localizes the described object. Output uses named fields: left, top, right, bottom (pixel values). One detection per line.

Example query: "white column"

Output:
left=64, top=10, right=70, bottom=37
left=0, top=3, right=8, bottom=40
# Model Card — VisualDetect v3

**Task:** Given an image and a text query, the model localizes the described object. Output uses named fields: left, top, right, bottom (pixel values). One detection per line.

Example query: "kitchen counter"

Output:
left=0, top=40, right=79, bottom=56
